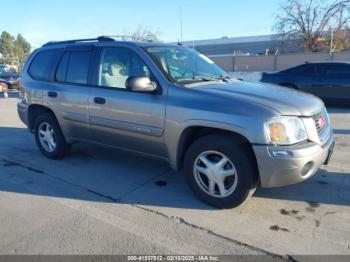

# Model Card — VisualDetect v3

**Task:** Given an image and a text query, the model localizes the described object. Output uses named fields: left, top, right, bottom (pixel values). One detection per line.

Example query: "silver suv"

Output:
left=17, top=37, right=334, bottom=208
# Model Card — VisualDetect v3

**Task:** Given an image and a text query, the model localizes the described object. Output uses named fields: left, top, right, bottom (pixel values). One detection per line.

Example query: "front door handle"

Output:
left=47, top=91, right=57, bottom=98
left=94, top=97, right=106, bottom=104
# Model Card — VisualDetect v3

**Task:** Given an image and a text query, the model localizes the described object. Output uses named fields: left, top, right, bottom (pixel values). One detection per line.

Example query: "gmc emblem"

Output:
left=318, top=115, right=326, bottom=129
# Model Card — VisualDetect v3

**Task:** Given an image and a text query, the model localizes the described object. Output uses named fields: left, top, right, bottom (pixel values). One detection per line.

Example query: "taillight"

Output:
left=0, top=82, right=8, bottom=93
left=18, top=78, right=23, bottom=97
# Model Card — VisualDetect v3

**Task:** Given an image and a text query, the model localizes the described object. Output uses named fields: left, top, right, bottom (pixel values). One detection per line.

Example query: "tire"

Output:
left=183, top=135, right=257, bottom=209
left=34, top=112, right=71, bottom=159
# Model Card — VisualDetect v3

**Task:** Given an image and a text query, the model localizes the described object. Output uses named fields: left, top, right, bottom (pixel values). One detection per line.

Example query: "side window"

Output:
left=299, top=65, right=317, bottom=76
left=55, top=53, right=69, bottom=82
left=66, top=52, right=91, bottom=84
left=98, top=47, right=151, bottom=89
left=326, top=64, right=350, bottom=78
left=29, top=49, right=62, bottom=81
left=55, top=51, right=91, bottom=84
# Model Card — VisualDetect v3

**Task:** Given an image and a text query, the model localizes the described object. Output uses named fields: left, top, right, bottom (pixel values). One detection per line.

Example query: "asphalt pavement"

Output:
left=0, top=95, right=349, bottom=259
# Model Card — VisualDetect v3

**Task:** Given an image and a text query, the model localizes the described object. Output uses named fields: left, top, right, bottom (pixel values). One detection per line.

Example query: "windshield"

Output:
left=0, top=66, right=11, bottom=74
left=145, top=46, right=229, bottom=83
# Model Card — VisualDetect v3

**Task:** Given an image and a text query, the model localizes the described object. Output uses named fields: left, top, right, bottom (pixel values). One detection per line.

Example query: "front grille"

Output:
left=312, top=110, right=327, bottom=136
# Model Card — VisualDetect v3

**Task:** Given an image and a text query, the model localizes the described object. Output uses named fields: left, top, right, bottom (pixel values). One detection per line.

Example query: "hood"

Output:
left=196, top=80, right=323, bottom=116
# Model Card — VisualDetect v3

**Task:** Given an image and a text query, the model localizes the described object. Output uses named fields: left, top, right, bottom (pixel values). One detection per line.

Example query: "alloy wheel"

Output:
left=193, top=150, right=238, bottom=198
left=38, top=122, right=56, bottom=152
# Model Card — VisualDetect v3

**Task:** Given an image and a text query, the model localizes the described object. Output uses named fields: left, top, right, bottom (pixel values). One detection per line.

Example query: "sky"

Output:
left=1, top=0, right=282, bottom=48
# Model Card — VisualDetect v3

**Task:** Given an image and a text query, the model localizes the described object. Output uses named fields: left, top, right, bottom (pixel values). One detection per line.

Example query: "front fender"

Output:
left=164, top=118, right=262, bottom=170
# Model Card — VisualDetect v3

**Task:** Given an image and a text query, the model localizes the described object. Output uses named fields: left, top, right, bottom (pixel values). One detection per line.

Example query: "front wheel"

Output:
left=183, top=135, right=257, bottom=209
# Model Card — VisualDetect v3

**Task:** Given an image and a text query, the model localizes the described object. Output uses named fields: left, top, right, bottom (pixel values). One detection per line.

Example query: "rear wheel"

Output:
left=34, top=113, right=71, bottom=159
left=183, top=135, right=257, bottom=209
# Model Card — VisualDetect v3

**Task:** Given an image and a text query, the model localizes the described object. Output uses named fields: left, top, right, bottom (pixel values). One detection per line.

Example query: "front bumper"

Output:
left=253, top=134, right=334, bottom=188
left=17, top=101, right=29, bottom=127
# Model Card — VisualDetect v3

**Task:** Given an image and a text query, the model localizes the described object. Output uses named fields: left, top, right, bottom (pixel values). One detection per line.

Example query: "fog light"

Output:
left=302, top=161, right=314, bottom=177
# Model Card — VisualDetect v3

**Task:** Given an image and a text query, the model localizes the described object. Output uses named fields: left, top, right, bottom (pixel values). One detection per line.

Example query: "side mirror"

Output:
left=126, top=77, right=157, bottom=93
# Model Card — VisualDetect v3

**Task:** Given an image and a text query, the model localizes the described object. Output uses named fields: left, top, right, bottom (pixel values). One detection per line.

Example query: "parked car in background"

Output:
left=17, top=37, right=334, bottom=208
left=0, top=65, right=20, bottom=89
left=261, top=62, right=350, bottom=106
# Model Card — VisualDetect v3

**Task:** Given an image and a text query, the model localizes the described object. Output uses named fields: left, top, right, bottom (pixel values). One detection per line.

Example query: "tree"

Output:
left=0, top=31, right=31, bottom=64
left=14, top=34, right=31, bottom=61
left=275, top=0, right=350, bottom=52
left=0, top=31, right=15, bottom=63
left=129, top=26, right=161, bottom=41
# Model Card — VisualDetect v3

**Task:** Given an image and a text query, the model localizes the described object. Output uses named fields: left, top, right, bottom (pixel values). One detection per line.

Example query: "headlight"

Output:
left=265, top=116, right=307, bottom=145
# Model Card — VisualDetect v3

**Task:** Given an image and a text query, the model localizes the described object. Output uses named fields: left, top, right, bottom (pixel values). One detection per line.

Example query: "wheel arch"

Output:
left=28, top=104, right=57, bottom=132
left=176, top=125, right=259, bottom=186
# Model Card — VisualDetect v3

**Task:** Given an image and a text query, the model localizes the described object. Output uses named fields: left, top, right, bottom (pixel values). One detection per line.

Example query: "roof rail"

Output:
left=102, top=35, right=157, bottom=42
left=42, top=36, right=115, bottom=47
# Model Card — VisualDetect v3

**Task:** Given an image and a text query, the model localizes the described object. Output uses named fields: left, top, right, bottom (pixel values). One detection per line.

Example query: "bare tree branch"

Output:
left=129, top=26, right=161, bottom=41
left=275, top=0, right=350, bottom=52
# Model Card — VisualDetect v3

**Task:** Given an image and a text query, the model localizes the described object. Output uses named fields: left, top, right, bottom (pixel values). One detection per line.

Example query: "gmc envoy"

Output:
left=17, top=37, right=334, bottom=208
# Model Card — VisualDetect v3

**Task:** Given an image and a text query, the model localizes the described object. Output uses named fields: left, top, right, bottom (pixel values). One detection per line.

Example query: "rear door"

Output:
left=88, top=45, right=167, bottom=157
left=44, top=46, right=94, bottom=141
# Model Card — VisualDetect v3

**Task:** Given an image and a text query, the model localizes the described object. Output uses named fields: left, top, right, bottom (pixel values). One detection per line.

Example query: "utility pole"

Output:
left=330, top=27, right=334, bottom=54
left=179, top=7, right=183, bottom=43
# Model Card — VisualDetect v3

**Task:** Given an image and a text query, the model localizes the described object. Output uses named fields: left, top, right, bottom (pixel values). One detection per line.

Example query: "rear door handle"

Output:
left=94, top=97, right=106, bottom=104
left=48, top=91, right=57, bottom=98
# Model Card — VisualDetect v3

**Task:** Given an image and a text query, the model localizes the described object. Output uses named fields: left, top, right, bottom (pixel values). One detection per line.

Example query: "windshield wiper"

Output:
left=193, top=76, right=220, bottom=81
left=194, top=75, right=236, bottom=82
left=176, top=76, right=221, bottom=83
left=175, top=75, right=236, bottom=84
left=213, top=76, right=236, bottom=82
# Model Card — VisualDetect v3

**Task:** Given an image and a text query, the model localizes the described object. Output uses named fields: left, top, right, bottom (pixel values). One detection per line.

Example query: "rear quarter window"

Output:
left=28, top=49, right=62, bottom=81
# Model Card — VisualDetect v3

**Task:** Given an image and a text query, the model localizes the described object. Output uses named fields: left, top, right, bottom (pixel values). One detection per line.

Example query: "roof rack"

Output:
left=99, top=35, right=157, bottom=42
left=42, top=36, right=115, bottom=47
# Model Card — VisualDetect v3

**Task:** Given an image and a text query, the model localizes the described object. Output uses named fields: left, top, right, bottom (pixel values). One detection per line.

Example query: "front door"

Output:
left=88, top=46, right=167, bottom=157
